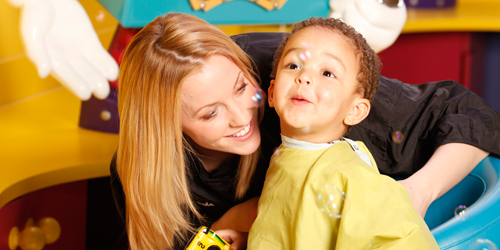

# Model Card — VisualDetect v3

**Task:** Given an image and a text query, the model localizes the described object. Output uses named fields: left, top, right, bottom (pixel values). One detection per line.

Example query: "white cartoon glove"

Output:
left=8, top=0, right=118, bottom=100
left=330, top=0, right=407, bottom=53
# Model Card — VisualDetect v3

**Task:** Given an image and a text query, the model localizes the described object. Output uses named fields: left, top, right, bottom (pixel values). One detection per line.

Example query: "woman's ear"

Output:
left=344, top=98, right=370, bottom=126
left=268, top=80, right=275, bottom=108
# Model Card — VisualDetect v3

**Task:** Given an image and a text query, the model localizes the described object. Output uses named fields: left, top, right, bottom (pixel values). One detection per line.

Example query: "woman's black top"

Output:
left=109, top=32, right=500, bottom=249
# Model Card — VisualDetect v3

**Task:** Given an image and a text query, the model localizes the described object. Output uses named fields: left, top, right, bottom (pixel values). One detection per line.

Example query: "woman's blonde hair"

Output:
left=117, top=13, right=261, bottom=250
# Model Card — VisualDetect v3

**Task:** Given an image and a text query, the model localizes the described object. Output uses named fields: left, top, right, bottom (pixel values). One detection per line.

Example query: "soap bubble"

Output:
left=469, top=239, right=498, bottom=250
left=454, top=205, right=468, bottom=220
left=251, top=87, right=266, bottom=108
left=291, top=51, right=309, bottom=69
left=314, top=184, right=349, bottom=218
left=289, top=41, right=316, bottom=69
left=392, top=131, right=404, bottom=143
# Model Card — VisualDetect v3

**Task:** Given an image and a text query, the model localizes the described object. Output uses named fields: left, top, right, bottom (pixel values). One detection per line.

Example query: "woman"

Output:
left=115, top=13, right=265, bottom=250
left=112, top=13, right=500, bottom=250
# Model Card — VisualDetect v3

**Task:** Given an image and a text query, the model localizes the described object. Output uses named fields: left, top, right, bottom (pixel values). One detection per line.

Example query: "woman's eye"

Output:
left=322, top=71, right=335, bottom=78
left=237, top=83, right=248, bottom=93
left=204, top=106, right=219, bottom=120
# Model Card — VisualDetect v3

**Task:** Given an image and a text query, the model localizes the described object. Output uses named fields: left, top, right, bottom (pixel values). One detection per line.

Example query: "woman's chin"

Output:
left=232, top=132, right=261, bottom=156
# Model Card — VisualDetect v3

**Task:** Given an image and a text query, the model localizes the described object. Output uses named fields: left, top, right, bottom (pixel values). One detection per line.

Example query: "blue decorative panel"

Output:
left=98, top=0, right=329, bottom=28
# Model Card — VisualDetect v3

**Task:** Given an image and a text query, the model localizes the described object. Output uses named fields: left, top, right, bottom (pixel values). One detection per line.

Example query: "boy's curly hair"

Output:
left=271, top=17, right=381, bottom=102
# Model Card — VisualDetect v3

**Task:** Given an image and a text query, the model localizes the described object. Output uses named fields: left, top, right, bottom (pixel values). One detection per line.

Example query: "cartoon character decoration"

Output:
left=7, top=0, right=119, bottom=101
left=7, top=0, right=406, bottom=132
left=189, top=0, right=288, bottom=11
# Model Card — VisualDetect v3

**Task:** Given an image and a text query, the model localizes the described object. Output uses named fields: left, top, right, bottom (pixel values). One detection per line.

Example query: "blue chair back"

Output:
left=426, top=156, right=500, bottom=249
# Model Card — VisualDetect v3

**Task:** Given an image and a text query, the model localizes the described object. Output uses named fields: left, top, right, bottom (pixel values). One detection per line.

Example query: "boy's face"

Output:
left=269, top=26, right=367, bottom=143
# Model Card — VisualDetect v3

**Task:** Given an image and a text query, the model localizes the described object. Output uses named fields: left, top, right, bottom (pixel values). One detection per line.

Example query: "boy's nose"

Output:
left=296, top=78, right=311, bottom=85
left=296, top=73, right=312, bottom=85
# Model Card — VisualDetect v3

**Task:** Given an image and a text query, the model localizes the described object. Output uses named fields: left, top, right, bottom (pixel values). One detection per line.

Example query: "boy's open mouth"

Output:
left=291, top=94, right=311, bottom=105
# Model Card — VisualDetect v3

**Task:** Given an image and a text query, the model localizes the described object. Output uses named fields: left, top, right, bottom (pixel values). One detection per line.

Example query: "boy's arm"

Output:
left=398, top=143, right=488, bottom=217
left=211, top=196, right=259, bottom=232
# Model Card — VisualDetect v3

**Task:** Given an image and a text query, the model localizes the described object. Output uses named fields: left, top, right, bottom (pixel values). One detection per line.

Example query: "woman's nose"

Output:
left=228, top=101, right=250, bottom=127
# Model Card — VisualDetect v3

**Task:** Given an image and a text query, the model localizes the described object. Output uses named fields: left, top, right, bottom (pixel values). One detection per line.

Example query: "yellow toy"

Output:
left=185, top=226, right=230, bottom=250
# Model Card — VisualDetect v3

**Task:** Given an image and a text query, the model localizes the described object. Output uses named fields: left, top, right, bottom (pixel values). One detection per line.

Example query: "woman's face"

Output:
left=181, top=55, right=262, bottom=157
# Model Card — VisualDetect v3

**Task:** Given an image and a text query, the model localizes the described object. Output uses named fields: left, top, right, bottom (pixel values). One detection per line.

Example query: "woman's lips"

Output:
left=226, top=119, right=255, bottom=141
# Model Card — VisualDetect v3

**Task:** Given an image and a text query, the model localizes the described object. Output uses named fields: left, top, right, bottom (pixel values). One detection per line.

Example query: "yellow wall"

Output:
left=216, top=24, right=290, bottom=37
left=0, top=0, right=118, bottom=108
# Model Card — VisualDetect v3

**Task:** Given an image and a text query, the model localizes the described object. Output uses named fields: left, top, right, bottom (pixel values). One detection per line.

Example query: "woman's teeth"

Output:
left=230, top=123, right=251, bottom=137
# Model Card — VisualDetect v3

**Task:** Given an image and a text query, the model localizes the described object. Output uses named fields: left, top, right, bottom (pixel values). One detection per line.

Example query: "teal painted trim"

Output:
left=99, top=0, right=125, bottom=24
left=98, top=0, right=329, bottom=28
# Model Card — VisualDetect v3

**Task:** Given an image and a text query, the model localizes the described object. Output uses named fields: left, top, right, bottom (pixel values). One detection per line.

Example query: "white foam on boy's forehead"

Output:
left=301, top=41, right=315, bottom=48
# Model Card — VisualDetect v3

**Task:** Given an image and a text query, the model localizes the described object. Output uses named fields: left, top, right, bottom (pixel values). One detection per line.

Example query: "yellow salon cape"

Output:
left=248, top=141, right=438, bottom=250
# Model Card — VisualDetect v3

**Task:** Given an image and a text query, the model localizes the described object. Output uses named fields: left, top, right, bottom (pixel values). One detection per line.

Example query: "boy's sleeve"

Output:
left=231, top=32, right=500, bottom=177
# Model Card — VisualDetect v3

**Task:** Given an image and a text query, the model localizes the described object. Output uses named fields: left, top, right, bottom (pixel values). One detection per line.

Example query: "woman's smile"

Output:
left=226, top=119, right=255, bottom=142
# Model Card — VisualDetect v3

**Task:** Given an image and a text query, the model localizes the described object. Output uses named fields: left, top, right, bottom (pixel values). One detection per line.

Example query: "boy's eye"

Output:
left=322, top=71, right=335, bottom=78
left=203, top=105, right=220, bottom=120
left=285, top=63, right=301, bottom=70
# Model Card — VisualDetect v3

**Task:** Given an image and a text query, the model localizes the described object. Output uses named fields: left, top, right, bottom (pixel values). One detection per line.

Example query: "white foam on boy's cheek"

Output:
left=299, top=53, right=307, bottom=61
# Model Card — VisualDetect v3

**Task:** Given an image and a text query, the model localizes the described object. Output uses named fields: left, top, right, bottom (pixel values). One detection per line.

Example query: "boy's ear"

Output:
left=268, top=80, right=275, bottom=108
left=344, top=98, right=370, bottom=126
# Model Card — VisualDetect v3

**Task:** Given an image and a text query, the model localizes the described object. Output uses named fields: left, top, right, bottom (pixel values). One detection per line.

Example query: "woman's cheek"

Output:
left=209, top=120, right=229, bottom=138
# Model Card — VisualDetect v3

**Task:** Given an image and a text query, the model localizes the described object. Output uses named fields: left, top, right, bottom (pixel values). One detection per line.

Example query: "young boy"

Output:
left=246, top=18, right=439, bottom=249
